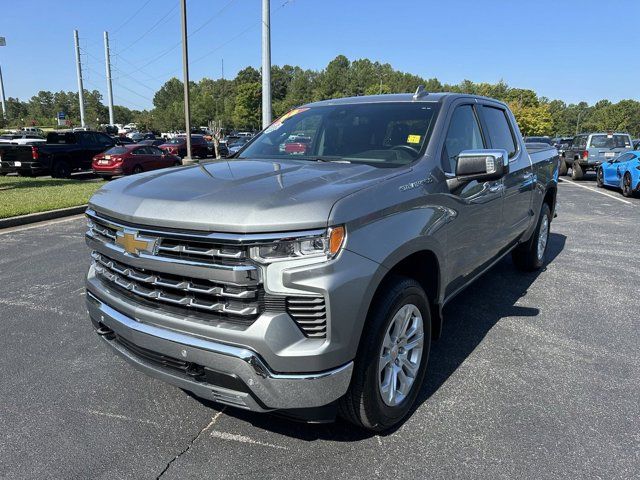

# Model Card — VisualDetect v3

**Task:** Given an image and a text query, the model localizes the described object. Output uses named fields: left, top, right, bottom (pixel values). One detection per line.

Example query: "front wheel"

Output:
left=339, top=276, right=431, bottom=432
left=622, top=173, right=635, bottom=198
left=512, top=203, right=551, bottom=271
left=51, top=160, right=71, bottom=179
left=596, top=168, right=604, bottom=187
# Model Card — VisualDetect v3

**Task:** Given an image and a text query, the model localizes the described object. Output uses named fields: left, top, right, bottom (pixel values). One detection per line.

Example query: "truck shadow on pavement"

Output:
left=194, top=232, right=567, bottom=441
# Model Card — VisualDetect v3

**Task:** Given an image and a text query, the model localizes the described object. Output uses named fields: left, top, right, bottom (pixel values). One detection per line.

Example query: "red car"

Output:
left=92, top=145, right=181, bottom=180
left=158, top=135, right=209, bottom=158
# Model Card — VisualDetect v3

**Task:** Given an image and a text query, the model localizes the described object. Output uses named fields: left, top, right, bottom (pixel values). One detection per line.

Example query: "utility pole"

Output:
left=0, top=65, right=6, bottom=120
left=261, top=0, right=271, bottom=128
left=0, top=36, right=6, bottom=120
left=221, top=58, right=224, bottom=80
left=103, top=31, right=115, bottom=125
left=73, top=30, right=86, bottom=128
left=180, top=0, right=192, bottom=160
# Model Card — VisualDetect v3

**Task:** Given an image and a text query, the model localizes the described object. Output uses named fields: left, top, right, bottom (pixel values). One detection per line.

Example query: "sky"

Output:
left=1, top=0, right=639, bottom=110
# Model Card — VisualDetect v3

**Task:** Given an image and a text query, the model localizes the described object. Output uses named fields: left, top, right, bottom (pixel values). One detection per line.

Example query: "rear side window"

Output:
left=482, top=106, right=517, bottom=158
left=442, top=105, right=484, bottom=173
left=588, top=134, right=631, bottom=148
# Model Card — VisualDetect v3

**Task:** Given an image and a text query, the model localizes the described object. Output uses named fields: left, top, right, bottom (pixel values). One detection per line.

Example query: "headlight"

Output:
left=250, top=226, right=345, bottom=263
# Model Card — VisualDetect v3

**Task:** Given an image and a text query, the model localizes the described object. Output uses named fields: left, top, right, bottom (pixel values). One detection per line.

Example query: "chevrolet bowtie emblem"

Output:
left=115, top=229, right=157, bottom=255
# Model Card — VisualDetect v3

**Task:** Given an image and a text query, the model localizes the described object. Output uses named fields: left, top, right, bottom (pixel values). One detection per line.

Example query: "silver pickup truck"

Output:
left=85, top=91, right=559, bottom=431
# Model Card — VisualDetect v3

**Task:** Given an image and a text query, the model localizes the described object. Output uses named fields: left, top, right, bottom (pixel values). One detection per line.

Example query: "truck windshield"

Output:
left=589, top=135, right=631, bottom=148
left=238, top=102, right=439, bottom=166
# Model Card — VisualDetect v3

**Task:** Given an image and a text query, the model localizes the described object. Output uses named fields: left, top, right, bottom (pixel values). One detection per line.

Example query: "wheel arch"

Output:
left=365, top=249, right=444, bottom=341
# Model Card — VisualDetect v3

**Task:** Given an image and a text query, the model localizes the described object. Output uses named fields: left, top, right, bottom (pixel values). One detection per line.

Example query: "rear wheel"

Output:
left=571, top=161, right=584, bottom=180
left=102, top=175, right=114, bottom=181
left=338, top=276, right=431, bottom=432
left=512, top=203, right=551, bottom=271
left=132, top=165, right=143, bottom=175
left=559, top=158, right=568, bottom=176
left=622, top=173, right=634, bottom=198
left=51, top=160, right=71, bottom=179
left=596, top=168, right=604, bottom=187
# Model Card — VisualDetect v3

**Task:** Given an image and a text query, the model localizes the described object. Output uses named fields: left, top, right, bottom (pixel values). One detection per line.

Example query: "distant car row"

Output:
left=0, top=130, right=236, bottom=179
left=525, top=133, right=639, bottom=198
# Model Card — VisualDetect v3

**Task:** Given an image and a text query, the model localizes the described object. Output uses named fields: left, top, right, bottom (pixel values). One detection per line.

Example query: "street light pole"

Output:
left=0, top=36, right=6, bottom=120
left=0, top=64, right=6, bottom=120
left=73, top=30, right=86, bottom=128
left=576, top=109, right=586, bottom=135
left=180, top=0, right=192, bottom=160
left=261, top=0, right=272, bottom=129
left=103, top=31, right=115, bottom=125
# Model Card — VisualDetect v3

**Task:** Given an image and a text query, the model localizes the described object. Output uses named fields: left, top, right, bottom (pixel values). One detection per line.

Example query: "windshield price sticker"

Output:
left=265, top=108, right=310, bottom=134
left=407, top=134, right=421, bottom=144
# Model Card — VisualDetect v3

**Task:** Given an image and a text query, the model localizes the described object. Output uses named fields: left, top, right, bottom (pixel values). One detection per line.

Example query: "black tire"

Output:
left=173, top=161, right=181, bottom=167
left=571, top=161, right=583, bottom=180
left=132, top=165, right=143, bottom=175
left=17, top=170, right=34, bottom=177
left=596, top=168, right=604, bottom=187
left=622, top=173, right=634, bottom=198
left=559, top=158, right=568, bottom=176
left=51, top=160, right=71, bottom=179
left=512, top=203, right=552, bottom=272
left=338, top=276, right=431, bottom=432
left=103, top=175, right=114, bottom=181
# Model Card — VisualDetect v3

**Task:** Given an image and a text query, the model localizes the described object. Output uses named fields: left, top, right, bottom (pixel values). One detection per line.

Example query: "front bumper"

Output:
left=86, top=291, right=353, bottom=412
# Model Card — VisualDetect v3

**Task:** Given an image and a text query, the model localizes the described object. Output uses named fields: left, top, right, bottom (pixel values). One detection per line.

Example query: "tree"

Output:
left=509, top=102, right=553, bottom=136
left=232, top=82, right=261, bottom=130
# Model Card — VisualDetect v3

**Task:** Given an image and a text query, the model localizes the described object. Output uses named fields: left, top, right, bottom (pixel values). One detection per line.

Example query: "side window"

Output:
left=442, top=105, right=484, bottom=173
left=150, top=147, right=163, bottom=155
left=481, top=106, right=517, bottom=158
left=131, top=147, right=145, bottom=155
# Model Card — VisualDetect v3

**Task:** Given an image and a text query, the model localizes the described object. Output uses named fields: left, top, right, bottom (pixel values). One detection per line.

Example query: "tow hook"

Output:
left=95, top=324, right=115, bottom=339
left=185, top=363, right=205, bottom=379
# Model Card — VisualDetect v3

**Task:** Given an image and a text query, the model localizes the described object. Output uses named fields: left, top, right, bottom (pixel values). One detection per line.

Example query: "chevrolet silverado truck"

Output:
left=1, top=130, right=116, bottom=177
left=84, top=91, right=559, bottom=431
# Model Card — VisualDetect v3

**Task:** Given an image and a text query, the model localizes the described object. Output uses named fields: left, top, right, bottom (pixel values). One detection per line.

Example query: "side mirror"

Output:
left=447, top=149, right=509, bottom=191
left=456, top=149, right=508, bottom=180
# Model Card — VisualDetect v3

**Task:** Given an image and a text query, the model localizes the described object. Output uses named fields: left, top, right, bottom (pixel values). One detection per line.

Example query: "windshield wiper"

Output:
left=314, top=157, right=351, bottom=164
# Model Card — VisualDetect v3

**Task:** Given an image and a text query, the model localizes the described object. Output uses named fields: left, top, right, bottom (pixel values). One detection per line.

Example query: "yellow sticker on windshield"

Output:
left=407, top=134, right=421, bottom=144
left=264, top=108, right=310, bottom=134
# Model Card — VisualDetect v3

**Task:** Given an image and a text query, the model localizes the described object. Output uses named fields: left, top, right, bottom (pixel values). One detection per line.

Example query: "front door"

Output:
left=441, top=103, right=505, bottom=297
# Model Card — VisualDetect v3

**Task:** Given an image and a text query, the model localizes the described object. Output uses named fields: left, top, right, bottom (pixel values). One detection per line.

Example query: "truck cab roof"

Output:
left=303, top=92, right=508, bottom=108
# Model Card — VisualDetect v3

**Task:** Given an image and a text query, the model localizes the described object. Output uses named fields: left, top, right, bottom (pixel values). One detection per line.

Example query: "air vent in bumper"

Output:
left=286, top=296, right=327, bottom=338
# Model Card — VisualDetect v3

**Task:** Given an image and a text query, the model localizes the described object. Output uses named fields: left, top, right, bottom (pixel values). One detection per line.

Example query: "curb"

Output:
left=0, top=205, right=87, bottom=229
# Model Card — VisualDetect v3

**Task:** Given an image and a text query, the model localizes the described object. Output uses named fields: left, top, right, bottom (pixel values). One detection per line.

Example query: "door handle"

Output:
left=488, top=183, right=502, bottom=193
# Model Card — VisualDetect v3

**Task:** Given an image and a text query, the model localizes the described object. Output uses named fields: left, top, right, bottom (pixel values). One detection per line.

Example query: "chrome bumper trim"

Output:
left=86, top=291, right=353, bottom=410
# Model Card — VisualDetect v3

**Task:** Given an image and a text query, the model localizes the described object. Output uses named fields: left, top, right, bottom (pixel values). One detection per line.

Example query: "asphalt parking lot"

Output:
left=1, top=176, right=638, bottom=479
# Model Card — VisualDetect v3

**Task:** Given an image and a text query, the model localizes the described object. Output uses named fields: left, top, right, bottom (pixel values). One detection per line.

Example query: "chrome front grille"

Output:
left=287, top=297, right=327, bottom=338
left=92, top=251, right=261, bottom=319
left=87, top=213, right=246, bottom=265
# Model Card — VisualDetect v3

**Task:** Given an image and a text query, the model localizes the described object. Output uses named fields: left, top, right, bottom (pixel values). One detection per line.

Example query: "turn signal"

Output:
left=328, top=226, right=346, bottom=257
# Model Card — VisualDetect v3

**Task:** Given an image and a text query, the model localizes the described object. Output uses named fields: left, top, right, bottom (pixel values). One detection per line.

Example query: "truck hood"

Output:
left=88, top=158, right=406, bottom=233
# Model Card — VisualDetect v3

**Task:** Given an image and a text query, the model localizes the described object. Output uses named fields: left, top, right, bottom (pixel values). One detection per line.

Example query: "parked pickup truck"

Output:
left=0, top=130, right=116, bottom=177
left=84, top=91, right=559, bottom=431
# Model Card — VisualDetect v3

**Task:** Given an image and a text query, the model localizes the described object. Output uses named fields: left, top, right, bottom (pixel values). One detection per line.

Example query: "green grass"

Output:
left=0, top=176, right=105, bottom=219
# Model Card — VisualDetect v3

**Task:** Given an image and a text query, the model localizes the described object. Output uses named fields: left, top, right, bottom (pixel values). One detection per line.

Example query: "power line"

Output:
left=111, top=0, right=154, bottom=36
left=112, top=2, right=179, bottom=54
left=114, top=0, right=240, bottom=78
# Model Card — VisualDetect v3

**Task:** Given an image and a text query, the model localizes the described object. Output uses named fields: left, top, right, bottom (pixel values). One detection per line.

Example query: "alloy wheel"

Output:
left=378, top=304, right=424, bottom=407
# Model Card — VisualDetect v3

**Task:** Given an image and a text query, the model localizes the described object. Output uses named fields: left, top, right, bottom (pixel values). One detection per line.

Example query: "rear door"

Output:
left=440, top=102, right=505, bottom=296
left=588, top=134, right=632, bottom=165
left=478, top=103, right=533, bottom=244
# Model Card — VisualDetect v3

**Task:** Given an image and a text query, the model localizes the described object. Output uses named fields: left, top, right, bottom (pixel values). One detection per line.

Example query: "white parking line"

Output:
left=559, top=178, right=633, bottom=205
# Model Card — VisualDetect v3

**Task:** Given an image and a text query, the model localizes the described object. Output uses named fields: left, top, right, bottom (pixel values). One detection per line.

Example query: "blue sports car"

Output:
left=596, top=151, right=640, bottom=198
